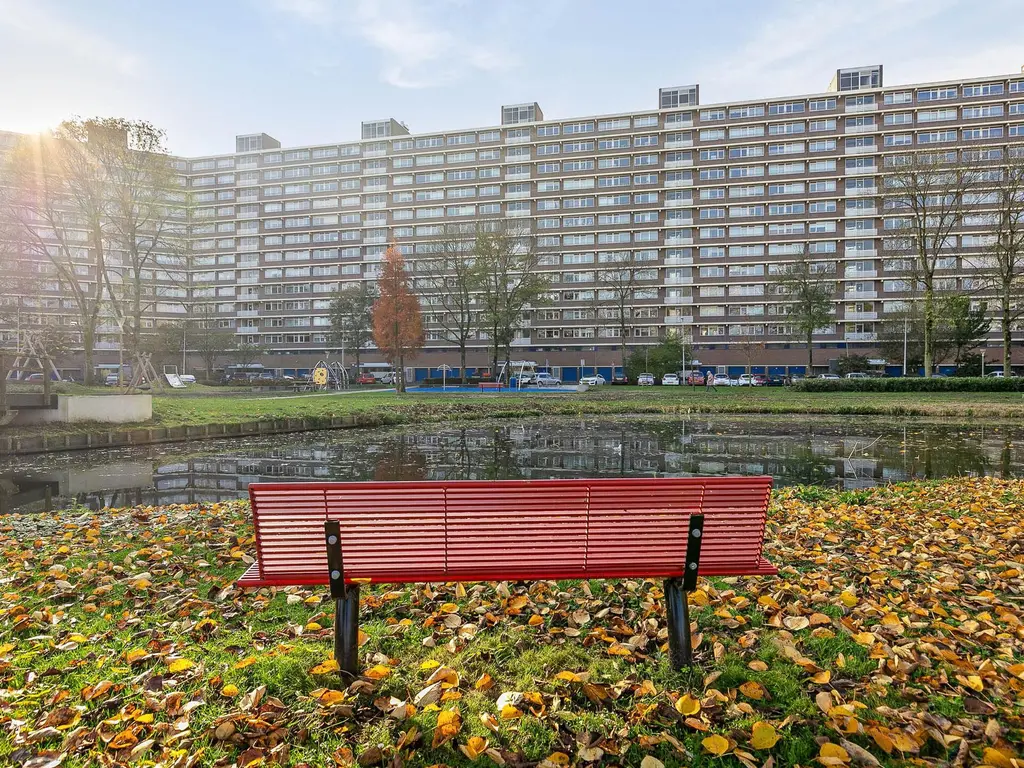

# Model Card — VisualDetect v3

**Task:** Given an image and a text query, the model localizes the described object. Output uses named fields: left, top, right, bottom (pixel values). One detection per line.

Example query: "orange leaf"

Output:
left=461, top=736, right=488, bottom=760
left=432, top=708, right=462, bottom=748
left=739, top=681, right=766, bottom=700
left=311, top=659, right=340, bottom=674
left=108, top=729, right=139, bottom=750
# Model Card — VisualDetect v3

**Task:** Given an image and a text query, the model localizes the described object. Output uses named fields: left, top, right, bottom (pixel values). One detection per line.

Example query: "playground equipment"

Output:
left=301, top=360, right=350, bottom=391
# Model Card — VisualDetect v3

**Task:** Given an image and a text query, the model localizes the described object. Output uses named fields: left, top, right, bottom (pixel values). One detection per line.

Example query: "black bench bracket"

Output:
left=665, top=513, right=705, bottom=668
left=325, top=521, right=360, bottom=677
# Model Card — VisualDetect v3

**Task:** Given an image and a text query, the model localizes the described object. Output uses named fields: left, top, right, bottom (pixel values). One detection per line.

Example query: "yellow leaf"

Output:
left=500, top=704, right=523, bottom=719
left=545, top=753, right=570, bottom=767
left=462, top=736, right=488, bottom=760
left=365, top=664, right=391, bottom=680
left=640, top=757, right=665, bottom=768
left=0, top=643, right=14, bottom=655
left=69, top=633, right=89, bottom=643
left=305, top=622, right=322, bottom=631
left=750, top=722, right=780, bottom=750
left=440, top=602, right=460, bottom=613
left=234, top=657, right=257, bottom=670
left=554, top=671, right=584, bottom=684
left=811, top=670, right=832, bottom=684
left=960, top=674, right=984, bottom=692
left=108, top=729, right=139, bottom=750
left=311, top=659, right=340, bottom=674
left=839, top=591, right=858, bottom=607
left=818, top=743, right=851, bottom=765
left=475, top=673, right=494, bottom=691
left=221, top=684, right=239, bottom=697
left=432, top=708, right=462, bottom=748
left=852, top=632, right=875, bottom=645
left=350, top=577, right=372, bottom=584
left=132, top=712, right=154, bottom=724
left=420, top=659, right=441, bottom=670
left=702, top=734, right=731, bottom=756
left=607, top=642, right=632, bottom=656
left=167, top=659, right=194, bottom=673
left=125, top=649, right=148, bottom=664
left=739, top=681, right=766, bottom=700
left=982, top=748, right=1017, bottom=768
left=311, top=688, right=346, bottom=705
left=675, top=693, right=701, bottom=716
left=528, top=615, right=545, bottom=626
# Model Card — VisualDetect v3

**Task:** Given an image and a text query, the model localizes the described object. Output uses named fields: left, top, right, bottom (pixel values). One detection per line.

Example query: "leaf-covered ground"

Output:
left=1, top=478, right=1022, bottom=768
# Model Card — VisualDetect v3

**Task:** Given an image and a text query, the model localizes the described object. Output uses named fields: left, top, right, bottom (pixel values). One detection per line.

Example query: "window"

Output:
left=700, top=108, right=726, bottom=121
left=699, top=128, right=726, bottom=141
left=700, top=148, right=725, bottom=161
left=769, top=121, right=805, bottom=135
left=729, top=145, right=765, bottom=158
left=918, top=130, right=957, bottom=144
left=963, top=82, right=1004, bottom=97
left=729, top=105, right=765, bottom=119
left=809, top=97, right=836, bottom=111
left=809, top=139, right=836, bottom=152
left=963, top=126, right=1004, bottom=140
left=769, top=101, right=805, bottom=115
left=634, top=135, right=658, bottom=147
left=597, top=118, right=629, bottom=131
left=808, top=119, right=836, bottom=132
left=699, top=227, right=725, bottom=239
left=917, top=87, right=957, bottom=101
left=729, top=125, right=765, bottom=139
left=885, top=91, right=912, bottom=105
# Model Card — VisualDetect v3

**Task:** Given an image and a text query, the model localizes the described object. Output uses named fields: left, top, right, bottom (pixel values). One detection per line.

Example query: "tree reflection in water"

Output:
left=2, top=416, right=1021, bottom=513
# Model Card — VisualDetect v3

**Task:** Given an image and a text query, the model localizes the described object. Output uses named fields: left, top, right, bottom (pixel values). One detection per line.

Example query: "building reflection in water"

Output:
left=2, top=417, right=1021, bottom=514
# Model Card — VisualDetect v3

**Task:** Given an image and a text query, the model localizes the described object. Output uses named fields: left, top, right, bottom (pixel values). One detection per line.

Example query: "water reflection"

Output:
left=2, top=416, right=1021, bottom=514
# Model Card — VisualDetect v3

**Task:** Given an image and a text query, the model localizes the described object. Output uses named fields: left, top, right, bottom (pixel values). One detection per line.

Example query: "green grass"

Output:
left=5, top=385, right=1024, bottom=441
left=1, top=478, right=1022, bottom=767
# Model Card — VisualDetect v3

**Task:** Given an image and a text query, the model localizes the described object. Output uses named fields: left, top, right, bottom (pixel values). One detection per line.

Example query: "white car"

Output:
left=737, top=374, right=755, bottom=386
left=661, top=373, right=680, bottom=386
left=819, top=373, right=841, bottom=380
left=713, top=374, right=735, bottom=386
left=637, top=373, right=655, bottom=386
left=844, top=372, right=869, bottom=379
left=580, top=374, right=606, bottom=386
left=534, top=373, right=562, bottom=387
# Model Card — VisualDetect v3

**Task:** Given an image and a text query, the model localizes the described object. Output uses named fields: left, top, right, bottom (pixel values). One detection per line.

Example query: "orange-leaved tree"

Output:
left=372, top=243, right=424, bottom=392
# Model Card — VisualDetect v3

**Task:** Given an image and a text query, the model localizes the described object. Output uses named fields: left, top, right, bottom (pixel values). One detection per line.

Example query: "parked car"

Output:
left=713, top=374, right=735, bottom=386
left=661, top=373, right=680, bottom=386
left=258, top=372, right=278, bottom=381
left=985, top=370, right=1013, bottom=377
left=611, top=374, right=629, bottom=385
left=753, top=374, right=768, bottom=386
left=580, top=374, right=606, bottom=386
left=765, top=375, right=786, bottom=387
left=379, top=372, right=397, bottom=385
left=637, top=373, right=655, bottom=386
left=104, top=373, right=121, bottom=386
left=844, top=372, right=869, bottom=379
left=819, top=373, right=841, bottom=380
left=356, top=373, right=377, bottom=385
left=737, top=374, right=756, bottom=386
left=534, top=373, right=562, bottom=387
left=179, top=374, right=196, bottom=384
left=685, top=371, right=705, bottom=386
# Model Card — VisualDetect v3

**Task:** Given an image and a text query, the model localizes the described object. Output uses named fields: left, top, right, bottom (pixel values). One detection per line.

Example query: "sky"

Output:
left=1, top=0, right=1022, bottom=158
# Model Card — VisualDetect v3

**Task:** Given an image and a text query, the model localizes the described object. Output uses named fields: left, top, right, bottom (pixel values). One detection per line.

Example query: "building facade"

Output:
left=3, top=64, right=1024, bottom=379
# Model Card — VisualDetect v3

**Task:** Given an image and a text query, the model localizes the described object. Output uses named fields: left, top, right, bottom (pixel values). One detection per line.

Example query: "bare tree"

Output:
left=72, top=119, right=187, bottom=359
left=597, top=251, right=643, bottom=369
left=474, top=220, right=550, bottom=377
left=974, top=150, right=1024, bottom=375
left=328, top=281, right=376, bottom=372
left=418, top=222, right=480, bottom=377
left=769, top=254, right=836, bottom=373
left=882, top=152, right=979, bottom=376
left=189, top=305, right=233, bottom=380
left=0, top=128, right=111, bottom=384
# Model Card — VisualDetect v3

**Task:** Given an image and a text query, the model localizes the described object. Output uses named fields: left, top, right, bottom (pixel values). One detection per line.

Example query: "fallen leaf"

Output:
left=751, top=722, right=780, bottom=750
left=703, top=734, right=731, bottom=756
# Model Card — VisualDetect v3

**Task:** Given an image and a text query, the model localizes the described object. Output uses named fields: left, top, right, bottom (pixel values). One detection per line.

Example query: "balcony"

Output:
left=844, top=290, right=877, bottom=300
left=505, top=190, right=530, bottom=199
left=847, top=165, right=876, bottom=176
left=505, top=134, right=530, bottom=145
left=665, top=139, right=694, bottom=149
left=507, top=208, right=530, bottom=218
left=845, top=123, right=877, bottom=134
left=364, top=148, right=387, bottom=158
left=846, top=229, right=878, bottom=239
left=845, top=102, right=879, bottom=113
left=665, top=236, right=694, bottom=246
left=664, top=255, right=694, bottom=265
left=846, top=206, right=877, bottom=217
left=845, top=143, right=876, bottom=154
left=664, top=295, right=693, bottom=305
left=665, top=159, right=694, bottom=169
left=364, top=236, right=386, bottom=245
left=844, top=248, right=878, bottom=258
left=846, top=186, right=877, bottom=197
left=505, top=172, right=530, bottom=182
left=844, top=332, right=878, bottom=341
left=844, top=270, right=877, bottom=279
left=237, top=309, right=259, bottom=318
left=845, top=311, right=878, bottom=321
left=665, top=197, right=692, bottom=208
left=666, top=177, right=694, bottom=188
left=363, top=201, right=386, bottom=210
left=665, top=275, right=694, bottom=285
left=664, top=315, right=694, bottom=324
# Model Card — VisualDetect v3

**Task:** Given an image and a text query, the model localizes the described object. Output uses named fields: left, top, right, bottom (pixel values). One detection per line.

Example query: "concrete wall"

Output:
left=12, top=395, right=152, bottom=425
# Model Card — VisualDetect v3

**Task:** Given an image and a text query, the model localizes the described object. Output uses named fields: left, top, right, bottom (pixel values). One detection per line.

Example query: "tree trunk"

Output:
left=459, top=344, right=466, bottom=382
left=83, top=326, right=95, bottom=387
left=807, top=329, right=813, bottom=374
left=0, top=351, right=7, bottom=412
left=1003, top=288, right=1012, bottom=376
left=398, top=352, right=405, bottom=393
left=922, top=286, right=935, bottom=378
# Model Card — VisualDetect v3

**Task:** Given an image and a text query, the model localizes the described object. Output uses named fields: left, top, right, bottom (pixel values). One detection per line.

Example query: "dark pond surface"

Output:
left=2, top=415, right=1022, bottom=514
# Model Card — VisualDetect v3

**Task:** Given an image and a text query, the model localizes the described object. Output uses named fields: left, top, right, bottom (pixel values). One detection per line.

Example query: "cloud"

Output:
left=691, top=0, right=1020, bottom=102
left=263, top=0, right=520, bottom=88
left=0, top=0, right=142, bottom=78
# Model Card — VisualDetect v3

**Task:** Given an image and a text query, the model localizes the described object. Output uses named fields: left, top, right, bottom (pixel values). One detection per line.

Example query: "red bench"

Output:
left=478, top=382, right=504, bottom=391
left=237, top=477, right=776, bottom=675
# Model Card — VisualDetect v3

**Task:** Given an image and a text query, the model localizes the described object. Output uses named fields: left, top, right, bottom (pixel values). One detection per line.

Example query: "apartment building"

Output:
left=4, top=64, right=1024, bottom=378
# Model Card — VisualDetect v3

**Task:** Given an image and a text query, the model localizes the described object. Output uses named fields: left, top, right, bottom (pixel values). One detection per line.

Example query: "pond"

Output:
left=2, top=415, right=1022, bottom=514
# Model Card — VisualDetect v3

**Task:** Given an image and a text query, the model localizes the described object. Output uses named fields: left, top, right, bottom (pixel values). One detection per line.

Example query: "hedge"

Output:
left=792, top=376, right=1024, bottom=393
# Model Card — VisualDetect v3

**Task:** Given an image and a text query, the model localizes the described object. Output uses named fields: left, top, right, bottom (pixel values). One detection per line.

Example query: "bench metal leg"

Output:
left=325, top=520, right=360, bottom=677
left=665, top=513, right=705, bottom=669
left=665, top=577, right=692, bottom=668
left=334, top=585, right=360, bottom=677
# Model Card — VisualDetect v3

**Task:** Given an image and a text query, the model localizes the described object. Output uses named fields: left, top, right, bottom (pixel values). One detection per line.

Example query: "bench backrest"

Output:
left=246, top=477, right=773, bottom=587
